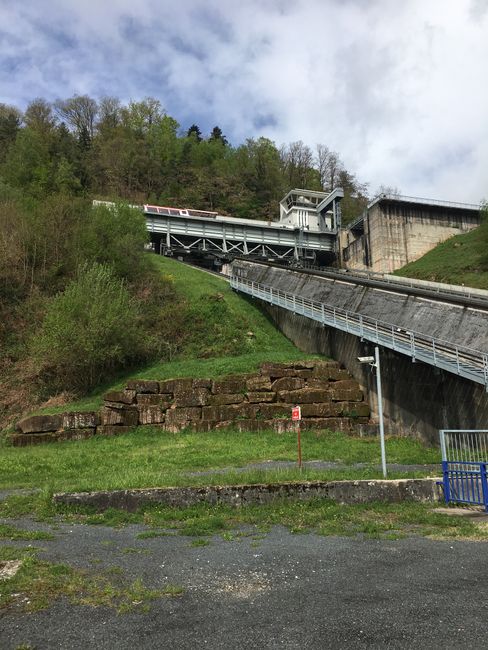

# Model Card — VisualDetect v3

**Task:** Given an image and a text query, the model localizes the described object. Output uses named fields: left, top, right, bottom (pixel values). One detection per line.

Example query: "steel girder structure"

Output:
left=144, top=211, right=337, bottom=261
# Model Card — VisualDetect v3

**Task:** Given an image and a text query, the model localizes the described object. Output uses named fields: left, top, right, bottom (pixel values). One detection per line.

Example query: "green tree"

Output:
left=31, top=263, right=146, bottom=391
left=76, top=203, right=149, bottom=281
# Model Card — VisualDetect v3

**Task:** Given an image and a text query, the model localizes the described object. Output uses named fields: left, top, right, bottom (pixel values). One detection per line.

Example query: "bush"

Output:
left=76, top=203, right=149, bottom=282
left=31, top=263, right=147, bottom=392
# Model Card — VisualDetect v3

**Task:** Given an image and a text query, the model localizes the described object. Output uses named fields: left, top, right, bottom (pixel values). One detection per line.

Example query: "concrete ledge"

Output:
left=53, top=478, right=442, bottom=512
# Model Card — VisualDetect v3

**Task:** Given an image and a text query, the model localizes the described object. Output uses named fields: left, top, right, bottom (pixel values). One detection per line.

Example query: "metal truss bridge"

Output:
left=230, top=275, right=488, bottom=391
left=144, top=203, right=340, bottom=262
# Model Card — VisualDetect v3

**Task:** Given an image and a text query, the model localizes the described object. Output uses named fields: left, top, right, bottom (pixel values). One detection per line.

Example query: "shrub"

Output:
left=31, top=263, right=147, bottom=392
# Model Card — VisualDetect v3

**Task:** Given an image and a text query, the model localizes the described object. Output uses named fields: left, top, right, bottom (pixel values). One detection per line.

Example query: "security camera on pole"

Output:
left=358, top=347, right=387, bottom=478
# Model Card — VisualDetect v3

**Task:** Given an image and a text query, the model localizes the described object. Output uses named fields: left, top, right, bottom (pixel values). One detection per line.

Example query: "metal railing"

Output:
left=368, top=193, right=481, bottom=211
left=439, top=430, right=488, bottom=511
left=230, top=275, right=488, bottom=391
left=285, top=261, right=488, bottom=305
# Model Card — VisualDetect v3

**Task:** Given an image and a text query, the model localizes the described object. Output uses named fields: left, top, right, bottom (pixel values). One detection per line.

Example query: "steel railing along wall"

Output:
left=271, top=260, right=488, bottom=307
left=439, top=430, right=488, bottom=511
left=230, top=275, right=488, bottom=391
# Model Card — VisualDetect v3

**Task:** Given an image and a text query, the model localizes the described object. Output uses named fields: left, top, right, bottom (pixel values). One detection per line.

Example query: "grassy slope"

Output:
left=35, top=256, right=310, bottom=416
left=394, top=222, right=488, bottom=289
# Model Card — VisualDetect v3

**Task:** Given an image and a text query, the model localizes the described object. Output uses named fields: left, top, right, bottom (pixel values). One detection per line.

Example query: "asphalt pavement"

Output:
left=1, top=516, right=488, bottom=649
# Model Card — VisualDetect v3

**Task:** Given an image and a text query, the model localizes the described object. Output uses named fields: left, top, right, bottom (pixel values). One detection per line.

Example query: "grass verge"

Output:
left=0, top=428, right=441, bottom=493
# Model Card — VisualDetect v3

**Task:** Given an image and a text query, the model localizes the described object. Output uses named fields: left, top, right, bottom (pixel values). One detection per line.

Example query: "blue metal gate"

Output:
left=439, top=430, right=488, bottom=511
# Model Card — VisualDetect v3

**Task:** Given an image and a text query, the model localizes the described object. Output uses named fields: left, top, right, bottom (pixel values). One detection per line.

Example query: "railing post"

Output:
left=442, top=460, right=450, bottom=505
left=481, top=463, right=488, bottom=512
left=410, top=332, right=416, bottom=361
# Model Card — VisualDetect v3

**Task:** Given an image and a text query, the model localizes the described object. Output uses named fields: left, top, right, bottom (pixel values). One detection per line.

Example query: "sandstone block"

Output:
left=260, top=362, right=298, bottom=378
left=271, top=377, right=305, bottom=392
left=103, top=390, right=136, bottom=404
left=193, top=378, right=212, bottom=389
left=173, top=388, right=210, bottom=408
left=335, top=402, right=371, bottom=417
left=301, top=418, right=353, bottom=432
left=159, top=378, right=193, bottom=395
left=330, top=388, right=363, bottom=402
left=312, top=365, right=351, bottom=381
left=277, top=388, right=331, bottom=404
left=165, top=407, right=202, bottom=426
left=61, top=412, right=99, bottom=430
left=331, top=380, right=361, bottom=391
left=290, top=360, right=317, bottom=370
left=247, top=392, right=276, bottom=403
left=208, top=393, right=245, bottom=406
left=300, top=403, right=341, bottom=418
left=254, top=403, right=293, bottom=419
left=17, top=414, right=62, bottom=434
left=212, top=376, right=248, bottom=394
left=307, top=378, right=332, bottom=389
left=138, top=406, right=166, bottom=425
left=126, top=379, right=159, bottom=394
left=100, top=406, right=139, bottom=426
left=11, top=429, right=96, bottom=446
left=202, top=403, right=256, bottom=421
left=246, top=376, right=273, bottom=392
left=136, top=394, right=172, bottom=407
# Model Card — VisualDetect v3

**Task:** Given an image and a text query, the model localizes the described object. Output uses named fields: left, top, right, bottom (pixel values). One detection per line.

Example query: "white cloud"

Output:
left=0, top=0, right=487, bottom=202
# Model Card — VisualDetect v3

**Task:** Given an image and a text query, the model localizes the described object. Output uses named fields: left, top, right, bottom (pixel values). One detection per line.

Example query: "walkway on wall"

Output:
left=230, top=275, right=488, bottom=391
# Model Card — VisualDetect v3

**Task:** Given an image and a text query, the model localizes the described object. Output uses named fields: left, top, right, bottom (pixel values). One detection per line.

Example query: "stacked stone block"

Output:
left=13, top=360, right=370, bottom=445
left=100, top=360, right=369, bottom=435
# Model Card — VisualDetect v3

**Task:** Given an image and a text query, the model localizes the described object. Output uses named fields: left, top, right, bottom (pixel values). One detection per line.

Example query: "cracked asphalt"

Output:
left=2, top=515, right=488, bottom=649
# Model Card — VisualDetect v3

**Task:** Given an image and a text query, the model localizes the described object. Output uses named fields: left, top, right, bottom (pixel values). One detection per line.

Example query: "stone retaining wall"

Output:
left=13, top=360, right=370, bottom=445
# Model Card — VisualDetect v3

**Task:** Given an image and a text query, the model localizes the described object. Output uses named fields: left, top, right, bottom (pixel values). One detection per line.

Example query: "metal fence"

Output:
left=439, top=430, right=488, bottom=510
left=230, top=275, right=488, bottom=391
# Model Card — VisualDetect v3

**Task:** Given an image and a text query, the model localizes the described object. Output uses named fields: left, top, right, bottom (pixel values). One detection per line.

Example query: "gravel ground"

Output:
left=1, top=515, right=488, bottom=649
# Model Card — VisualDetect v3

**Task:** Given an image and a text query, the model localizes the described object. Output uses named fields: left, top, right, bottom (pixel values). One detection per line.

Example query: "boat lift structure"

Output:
left=143, top=188, right=344, bottom=263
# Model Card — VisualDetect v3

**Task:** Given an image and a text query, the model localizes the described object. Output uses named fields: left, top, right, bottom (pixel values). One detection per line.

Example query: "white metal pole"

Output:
left=375, top=346, right=387, bottom=478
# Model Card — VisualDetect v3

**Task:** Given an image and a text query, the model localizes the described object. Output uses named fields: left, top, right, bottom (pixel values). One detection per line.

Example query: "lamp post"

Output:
left=358, top=346, right=387, bottom=478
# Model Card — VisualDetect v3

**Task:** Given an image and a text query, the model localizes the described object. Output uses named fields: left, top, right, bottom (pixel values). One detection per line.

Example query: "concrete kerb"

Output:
left=53, top=478, right=443, bottom=512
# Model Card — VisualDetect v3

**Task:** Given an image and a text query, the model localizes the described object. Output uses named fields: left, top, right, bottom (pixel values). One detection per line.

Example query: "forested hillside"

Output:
left=0, top=96, right=368, bottom=222
left=0, top=94, right=370, bottom=429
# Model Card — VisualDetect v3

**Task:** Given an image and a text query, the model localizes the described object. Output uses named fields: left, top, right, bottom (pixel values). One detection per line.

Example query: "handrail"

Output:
left=262, top=259, right=488, bottom=306
left=230, top=275, right=488, bottom=391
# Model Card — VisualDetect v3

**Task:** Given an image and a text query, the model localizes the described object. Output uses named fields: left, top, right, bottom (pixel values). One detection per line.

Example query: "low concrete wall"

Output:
left=53, top=478, right=442, bottom=512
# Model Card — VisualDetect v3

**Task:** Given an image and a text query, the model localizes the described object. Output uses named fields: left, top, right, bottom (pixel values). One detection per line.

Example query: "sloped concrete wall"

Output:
left=343, top=200, right=479, bottom=273
left=232, top=260, right=488, bottom=443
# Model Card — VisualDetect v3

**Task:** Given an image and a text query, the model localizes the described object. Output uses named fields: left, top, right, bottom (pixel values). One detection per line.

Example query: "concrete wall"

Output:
left=343, top=199, right=480, bottom=273
left=232, top=260, right=488, bottom=443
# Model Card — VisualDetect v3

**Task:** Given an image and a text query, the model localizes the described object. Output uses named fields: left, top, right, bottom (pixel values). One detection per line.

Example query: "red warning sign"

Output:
left=291, top=406, right=301, bottom=421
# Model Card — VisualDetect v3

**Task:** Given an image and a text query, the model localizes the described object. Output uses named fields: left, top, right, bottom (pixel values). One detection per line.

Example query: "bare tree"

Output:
left=280, top=140, right=315, bottom=187
left=54, top=95, right=98, bottom=140
left=315, top=144, right=344, bottom=192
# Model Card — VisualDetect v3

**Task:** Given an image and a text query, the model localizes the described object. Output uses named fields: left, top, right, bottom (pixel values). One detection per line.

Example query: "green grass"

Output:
left=46, top=499, right=488, bottom=542
left=0, top=550, right=183, bottom=613
left=394, top=220, right=488, bottom=289
left=32, top=255, right=310, bottom=417
left=0, top=428, right=440, bottom=494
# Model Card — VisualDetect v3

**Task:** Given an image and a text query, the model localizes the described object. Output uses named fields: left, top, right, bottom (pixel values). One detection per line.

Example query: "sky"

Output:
left=1, top=0, right=487, bottom=203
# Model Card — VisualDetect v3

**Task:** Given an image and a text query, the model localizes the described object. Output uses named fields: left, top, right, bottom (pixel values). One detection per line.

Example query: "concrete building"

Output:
left=279, top=188, right=344, bottom=232
left=341, top=193, right=480, bottom=273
